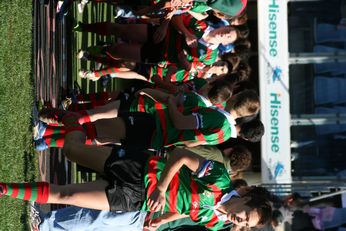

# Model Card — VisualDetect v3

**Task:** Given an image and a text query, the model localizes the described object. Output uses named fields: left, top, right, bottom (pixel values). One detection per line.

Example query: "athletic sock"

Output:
left=43, top=125, right=65, bottom=137
left=44, top=134, right=65, bottom=148
left=94, top=67, right=121, bottom=78
left=83, top=122, right=97, bottom=140
left=0, top=182, right=50, bottom=203
left=42, top=125, right=65, bottom=148
left=44, top=124, right=96, bottom=148
left=78, top=110, right=91, bottom=125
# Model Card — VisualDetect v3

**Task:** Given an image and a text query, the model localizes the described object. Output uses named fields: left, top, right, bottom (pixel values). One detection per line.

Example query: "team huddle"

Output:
left=1, top=0, right=274, bottom=230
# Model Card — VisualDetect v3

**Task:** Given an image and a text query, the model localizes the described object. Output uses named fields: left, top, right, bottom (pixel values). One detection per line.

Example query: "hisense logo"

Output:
left=268, top=0, right=279, bottom=57
left=270, top=93, right=281, bottom=153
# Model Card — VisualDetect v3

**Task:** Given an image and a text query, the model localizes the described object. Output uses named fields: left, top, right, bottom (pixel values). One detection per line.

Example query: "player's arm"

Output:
left=151, top=74, right=179, bottom=94
left=138, top=88, right=172, bottom=104
left=145, top=212, right=189, bottom=231
left=167, top=95, right=198, bottom=129
left=183, top=140, right=206, bottom=147
left=187, top=10, right=209, bottom=20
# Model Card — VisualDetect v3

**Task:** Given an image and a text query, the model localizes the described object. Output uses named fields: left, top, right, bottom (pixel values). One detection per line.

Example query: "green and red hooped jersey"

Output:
left=128, top=90, right=210, bottom=115
left=148, top=65, right=201, bottom=83
left=141, top=156, right=233, bottom=230
left=129, top=95, right=236, bottom=149
left=141, top=0, right=211, bottom=13
left=128, top=78, right=209, bottom=114
left=150, top=106, right=236, bottom=149
left=163, top=14, right=219, bottom=67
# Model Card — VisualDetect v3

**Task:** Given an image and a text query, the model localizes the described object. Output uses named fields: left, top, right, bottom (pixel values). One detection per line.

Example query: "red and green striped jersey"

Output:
left=180, top=78, right=208, bottom=92
left=151, top=106, right=236, bottom=149
left=163, top=14, right=219, bottom=67
left=149, top=65, right=200, bottom=83
left=141, top=156, right=233, bottom=230
left=128, top=91, right=210, bottom=115
left=128, top=78, right=209, bottom=114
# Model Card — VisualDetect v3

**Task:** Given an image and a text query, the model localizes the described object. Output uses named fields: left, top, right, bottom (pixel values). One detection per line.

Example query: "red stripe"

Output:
left=205, top=214, right=219, bottom=228
left=182, top=71, right=190, bottom=82
left=171, top=72, right=177, bottom=82
left=84, top=122, right=97, bottom=140
left=194, top=129, right=206, bottom=142
left=157, top=66, right=163, bottom=78
left=238, top=0, right=248, bottom=16
left=36, top=182, right=50, bottom=204
left=22, top=183, right=32, bottom=201
left=111, top=67, right=120, bottom=73
left=101, top=70, right=107, bottom=76
left=210, top=127, right=225, bottom=144
left=138, top=96, right=146, bottom=112
left=146, top=157, right=160, bottom=198
left=204, top=48, right=212, bottom=63
left=168, top=171, right=180, bottom=212
left=10, top=183, right=19, bottom=198
left=189, top=179, right=200, bottom=221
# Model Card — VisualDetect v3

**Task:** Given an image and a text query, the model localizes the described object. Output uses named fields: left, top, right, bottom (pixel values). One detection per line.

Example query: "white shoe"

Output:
left=77, top=0, right=88, bottom=13
left=56, top=1, right=64, bottom=13
left=77, top=3, right=85, bottom=13
left=79, top=70, right=98, bottom=81
left=76, top=50, right=89, bottom=60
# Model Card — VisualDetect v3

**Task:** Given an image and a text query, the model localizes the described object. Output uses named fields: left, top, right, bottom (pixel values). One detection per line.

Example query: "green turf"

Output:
left=0, top=1, right=37, bottom=230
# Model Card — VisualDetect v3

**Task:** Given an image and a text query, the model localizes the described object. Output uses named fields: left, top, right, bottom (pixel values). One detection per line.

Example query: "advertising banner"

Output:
left=258, top=0, right=291, bottom=183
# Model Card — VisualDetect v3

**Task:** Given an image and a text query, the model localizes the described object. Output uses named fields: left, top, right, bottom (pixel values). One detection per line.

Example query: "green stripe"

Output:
left=177, top=167, right=192, bottom=214
left=6, top=184, right=12, bottom=196
left=49, top=134, right=58, bottom=148
left=53, top=126, right=62, bottom=136
left=16, top=183, right=25, bottom=200
left=30, top=182, right=38, bottom=202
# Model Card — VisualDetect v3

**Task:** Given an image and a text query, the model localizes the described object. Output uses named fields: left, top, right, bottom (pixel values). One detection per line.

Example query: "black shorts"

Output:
left=119, top=112, right=156, bottom=150
left=117, top=92, right=135, bottom=116
left=141, top=24, right=165, bottom=63
left=104, top=146, right=149, bottom=212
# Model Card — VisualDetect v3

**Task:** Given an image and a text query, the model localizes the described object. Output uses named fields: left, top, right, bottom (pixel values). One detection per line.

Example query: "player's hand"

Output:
left=170, top=0, right=184, bottom=8
left=178, top=51, right=192, bottom=71
left=144, top=217, right=164, bottom=231
left=147, top=187, right=166, bottom=213
left=185, top=33, right=197, bottom=48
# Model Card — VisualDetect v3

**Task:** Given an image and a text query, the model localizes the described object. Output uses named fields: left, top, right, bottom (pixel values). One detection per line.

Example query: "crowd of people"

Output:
left=2, top=0, right=332, bottom=230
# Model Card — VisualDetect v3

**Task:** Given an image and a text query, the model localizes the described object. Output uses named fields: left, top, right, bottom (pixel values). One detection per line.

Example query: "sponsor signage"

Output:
left=258, top=0, right=291, bottom=183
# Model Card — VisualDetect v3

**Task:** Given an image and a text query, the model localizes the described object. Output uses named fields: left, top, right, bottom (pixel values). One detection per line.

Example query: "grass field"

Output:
left=0, top=1, right=38, bottom=230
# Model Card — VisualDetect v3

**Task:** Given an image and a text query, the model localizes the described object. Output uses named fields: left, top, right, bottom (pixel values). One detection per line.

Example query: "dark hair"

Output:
left=232, top=80, right=257, bottom=95
left=234, top=39, right=251, bottom=52
left=232, top=178, right=248, bottom=189
left=227, top=145, right=252, bottom=171
left=235, top=61, right=251, bottom=80
left=244, top=187, right=273, bottom=227
left=208, top=79, right=232, bottom=105
left=235, top=25, right=250, bottom=40
left=219, top=72, right=248, bottom=87
left=272, top=210, right=284, bottom=226
left=229, top=12, right=248, bottom=26
left=228, top=89, right=260, bottom=117
left=238, top=119, right=265, bottom=142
